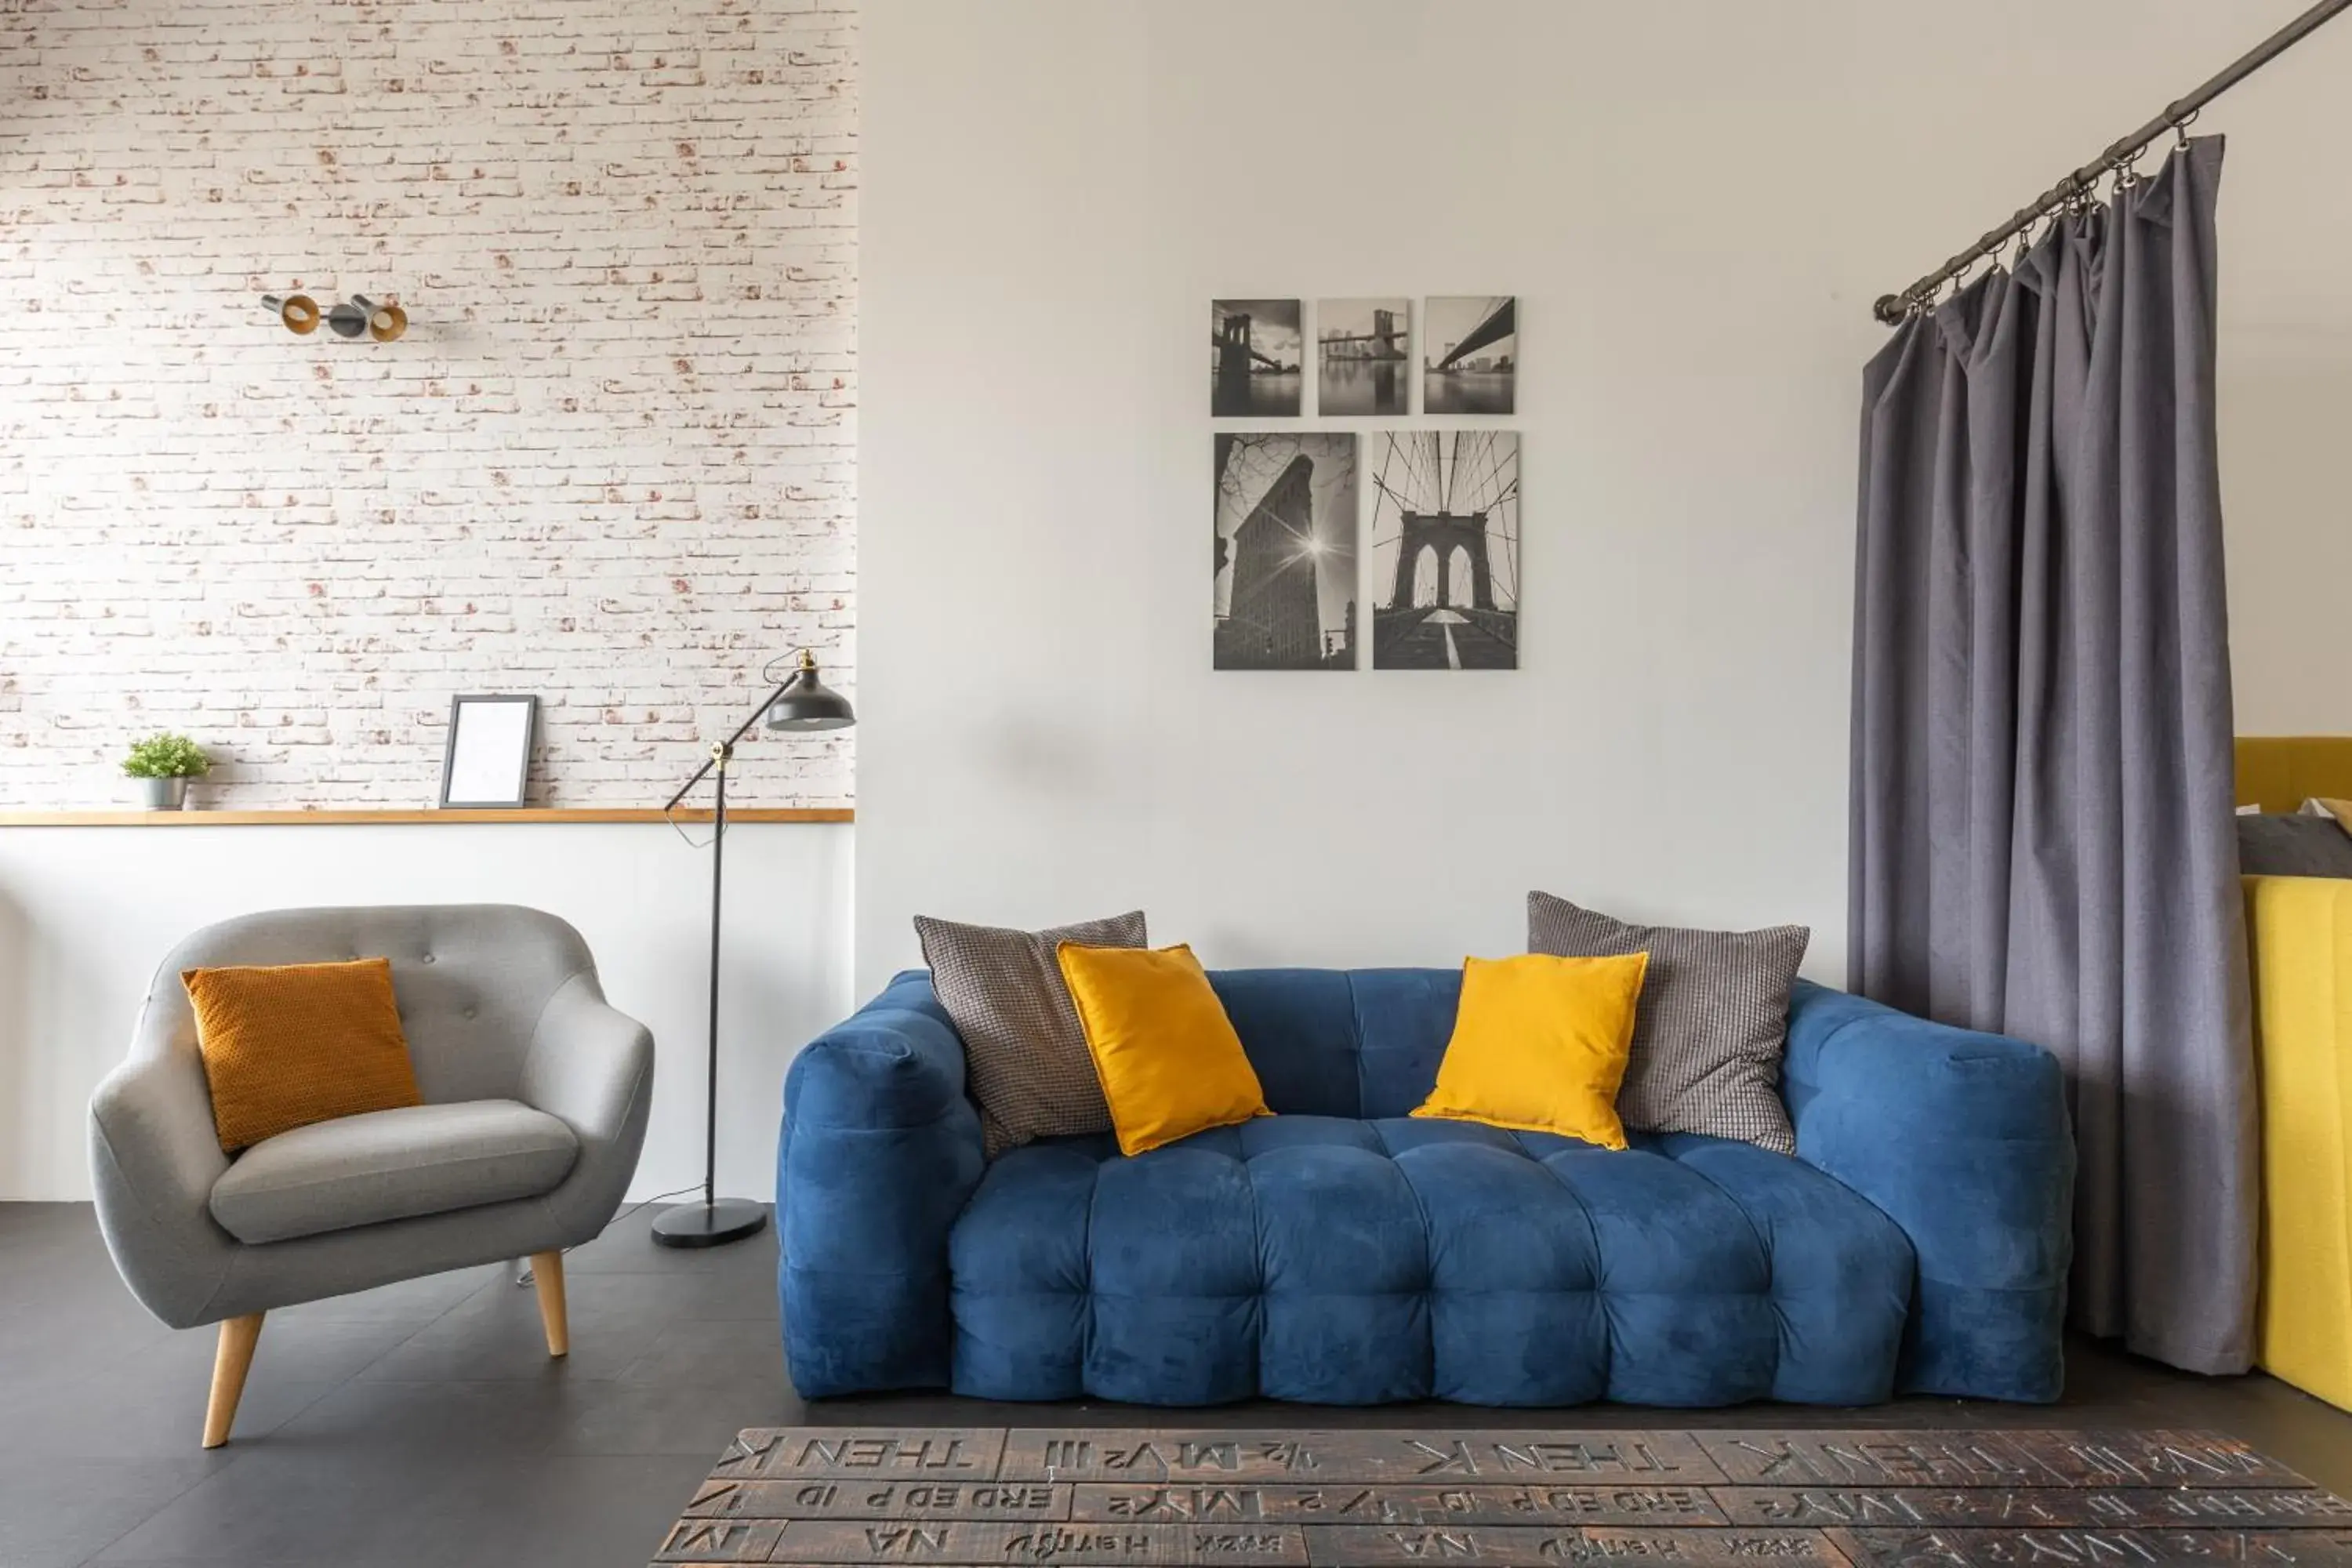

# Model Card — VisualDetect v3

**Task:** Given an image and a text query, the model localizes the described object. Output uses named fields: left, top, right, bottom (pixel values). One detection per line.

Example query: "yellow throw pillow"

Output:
left=2312, top=797, right=2352, bottom=837
left=184, top=957, right=424, bottom=1153
left=1056, top=942, right=1270, bottom=1157
left=1412, top=952, right=1651, bottom=1149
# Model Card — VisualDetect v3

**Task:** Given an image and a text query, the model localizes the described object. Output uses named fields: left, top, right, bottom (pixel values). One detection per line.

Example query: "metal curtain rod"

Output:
left=1874, top=0, right=2352, bottom=324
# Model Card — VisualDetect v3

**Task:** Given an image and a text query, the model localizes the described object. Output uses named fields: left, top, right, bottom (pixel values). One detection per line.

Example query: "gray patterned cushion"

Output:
left=2238, top=812, right=2352, bottom=879
left=1526, top=891, right=1809, bottom=1154
left=914, top=910, right=1148, bottom=1157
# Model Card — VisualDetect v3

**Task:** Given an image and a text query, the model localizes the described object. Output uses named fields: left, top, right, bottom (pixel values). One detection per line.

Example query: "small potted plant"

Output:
left=122, top=732, right=212, bottom=810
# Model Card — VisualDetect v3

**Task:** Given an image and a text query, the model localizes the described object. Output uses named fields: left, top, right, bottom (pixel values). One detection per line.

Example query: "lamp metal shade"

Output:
left=262, top=294, right=321, bottom=335
left=325, top=301, right=368, bottom=339
left=353, top=294, right=408, bottom=343
left=765, top=655, right=855, bottom=732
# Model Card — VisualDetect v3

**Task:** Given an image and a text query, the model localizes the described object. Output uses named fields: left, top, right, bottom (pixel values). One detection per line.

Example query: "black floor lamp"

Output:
left=653, top=648, right=855, bottom=1249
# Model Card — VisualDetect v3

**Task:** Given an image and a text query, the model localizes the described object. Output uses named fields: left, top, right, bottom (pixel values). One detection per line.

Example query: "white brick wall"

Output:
left=0, top=0, right=855, bottom=808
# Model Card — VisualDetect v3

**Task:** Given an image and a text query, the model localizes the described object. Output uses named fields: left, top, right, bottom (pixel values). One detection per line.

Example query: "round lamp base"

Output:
left=650, top=1197, right=770, bottom=1250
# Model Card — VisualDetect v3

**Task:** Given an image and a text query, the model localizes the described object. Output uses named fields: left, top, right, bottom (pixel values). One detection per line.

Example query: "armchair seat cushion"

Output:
left=209, top=1098, right=579, bottom=1244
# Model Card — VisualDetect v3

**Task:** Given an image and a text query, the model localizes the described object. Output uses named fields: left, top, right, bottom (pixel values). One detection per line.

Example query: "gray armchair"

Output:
left=88, top=904, right=654, bottom=1446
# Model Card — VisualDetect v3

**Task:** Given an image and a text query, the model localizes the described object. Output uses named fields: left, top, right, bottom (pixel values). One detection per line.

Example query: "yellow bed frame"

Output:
left=2237, top=737, right=2352, bottom=1408
left=2237, top=735, right=2352, bottom=815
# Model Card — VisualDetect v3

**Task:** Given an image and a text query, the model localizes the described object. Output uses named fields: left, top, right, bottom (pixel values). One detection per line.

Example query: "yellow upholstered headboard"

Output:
left=2237, top=737, right=2352, bottom=814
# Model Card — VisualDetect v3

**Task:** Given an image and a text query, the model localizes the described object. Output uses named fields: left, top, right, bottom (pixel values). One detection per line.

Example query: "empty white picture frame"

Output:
left=440, top=694, right=538, bottom=808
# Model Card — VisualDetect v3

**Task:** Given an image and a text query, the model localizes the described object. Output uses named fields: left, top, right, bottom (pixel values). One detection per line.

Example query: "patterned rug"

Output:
left=653, top=1426, right=2352, bottom=1566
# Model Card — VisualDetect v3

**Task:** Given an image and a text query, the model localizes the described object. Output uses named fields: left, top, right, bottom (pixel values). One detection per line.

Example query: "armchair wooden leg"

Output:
left=529, top=1250, right=568, bottom=1357
left=201, top=1312, right=265, bottom=1449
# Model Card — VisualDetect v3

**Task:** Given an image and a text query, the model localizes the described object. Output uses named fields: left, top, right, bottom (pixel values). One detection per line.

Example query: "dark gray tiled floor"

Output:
left=5, top=1199, right=2352, bottom=1568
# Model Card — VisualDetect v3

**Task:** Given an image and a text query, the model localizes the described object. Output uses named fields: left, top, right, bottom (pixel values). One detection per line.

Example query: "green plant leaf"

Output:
left=121, top=732, right=212, bottom=779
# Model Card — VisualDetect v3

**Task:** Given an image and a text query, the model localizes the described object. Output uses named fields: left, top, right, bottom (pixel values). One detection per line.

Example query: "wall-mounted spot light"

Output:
left=260, top=294, right=321, bottom=334
left=262, top=289, right=409, bottom=342
left=352, top=295, right=408, bottom=343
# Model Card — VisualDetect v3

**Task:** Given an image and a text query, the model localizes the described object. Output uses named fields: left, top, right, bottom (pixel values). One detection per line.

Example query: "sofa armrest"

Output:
left=87, top=1051, right=238, bottom=1328
left=779, top=970, right=985, bottom=1396
left=1783, top=979, right=2074, bottom=1401
left=521, top=970, right=656, bottom=1242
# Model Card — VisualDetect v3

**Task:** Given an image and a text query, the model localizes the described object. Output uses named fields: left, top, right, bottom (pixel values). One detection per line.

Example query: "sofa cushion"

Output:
left=1527, top=891, right=1809, bottom=1154
left=916, top=909, right=1148, bottom=1156
left=1059, top=942, right=1270, bottom=1156
left=1206, top=967, right=1462, bottom=1119
left=948, top=1113, right=1913, bottom=1406
left=209, top=1098, right=579, bottom=1243
left=1413, top=953, right=1647, bottom=1148
left=2237, top=811, right=2352, bottom=878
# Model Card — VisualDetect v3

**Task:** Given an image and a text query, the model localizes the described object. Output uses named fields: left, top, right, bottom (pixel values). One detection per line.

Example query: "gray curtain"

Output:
left=1850, top=137, right=2255, bottom=1375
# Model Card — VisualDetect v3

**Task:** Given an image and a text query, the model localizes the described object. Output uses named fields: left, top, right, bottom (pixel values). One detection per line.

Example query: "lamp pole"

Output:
left=652, top=650, right=854, bottom=1249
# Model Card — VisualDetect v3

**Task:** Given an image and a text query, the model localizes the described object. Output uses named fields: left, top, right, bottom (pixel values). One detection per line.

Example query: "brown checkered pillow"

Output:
left=1527, top=891, right=1809, bottom=1155
left=914, top=910, right=1148, bottom=1156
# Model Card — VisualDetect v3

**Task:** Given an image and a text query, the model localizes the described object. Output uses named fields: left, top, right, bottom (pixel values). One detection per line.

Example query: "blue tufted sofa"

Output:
left=778, top=967, right=2074, bottom=1406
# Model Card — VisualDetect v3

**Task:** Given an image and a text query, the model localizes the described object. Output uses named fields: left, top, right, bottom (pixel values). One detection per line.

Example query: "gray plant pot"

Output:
left=136, top=776, right=191, bottom=810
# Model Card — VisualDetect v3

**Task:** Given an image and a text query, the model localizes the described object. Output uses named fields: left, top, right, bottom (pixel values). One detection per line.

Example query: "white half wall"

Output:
left=0, top=823, right=851, bottom=1202
left=858, top=0, right=2352, bottom=993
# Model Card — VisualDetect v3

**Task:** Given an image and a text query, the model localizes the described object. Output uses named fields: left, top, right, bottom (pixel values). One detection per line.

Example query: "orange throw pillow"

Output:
left=1412, top=952, right=1650, bottom=1149
left=1057, top=941, right=1271, bottom=1156
left=184, top=957, right=423, bottom=1153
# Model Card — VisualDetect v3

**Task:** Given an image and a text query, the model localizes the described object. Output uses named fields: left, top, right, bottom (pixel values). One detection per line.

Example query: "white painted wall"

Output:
left=0, top=824, right=851, bottom=1202
left=857, top=0, right=2352, bottom=993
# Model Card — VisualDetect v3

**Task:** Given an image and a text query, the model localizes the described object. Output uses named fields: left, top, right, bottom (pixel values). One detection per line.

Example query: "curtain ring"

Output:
left=2174, top=107, right=2199, bottom=149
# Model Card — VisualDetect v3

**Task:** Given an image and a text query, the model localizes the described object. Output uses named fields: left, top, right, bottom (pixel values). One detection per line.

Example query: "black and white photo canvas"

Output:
left=1210, top=299, right=1303, bottom=417
left=1422, top=296, right=1517, bottom=415
left=1368, top=431, right=1519, bottom=670
left=1214, top=432, right=1358, bottom=671
left=1317, top=298, right=1410, bottom=416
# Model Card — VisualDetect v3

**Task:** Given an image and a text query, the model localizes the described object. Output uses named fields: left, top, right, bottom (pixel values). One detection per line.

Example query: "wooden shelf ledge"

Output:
left=0, top=808, right=854, bottom=827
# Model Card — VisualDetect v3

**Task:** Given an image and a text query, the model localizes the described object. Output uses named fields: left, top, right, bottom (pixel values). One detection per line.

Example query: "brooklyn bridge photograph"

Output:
left=1423, top=295, right=1517, bottom=415
left=1209, top=299, right=1303, bottom=417
left=1317, top=297, right=1410, bottom=416
left=1213, top=432, right=1358, bottom=671
left=1368, top=430, right=1519, bottom=670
